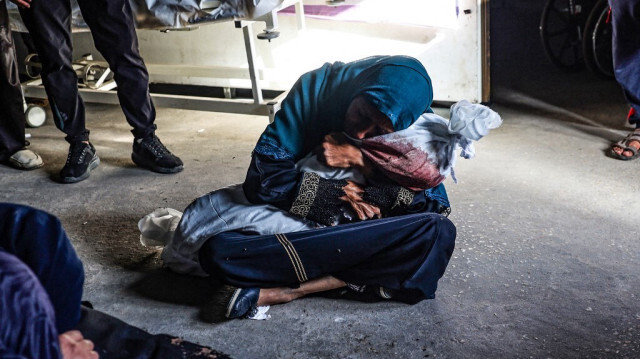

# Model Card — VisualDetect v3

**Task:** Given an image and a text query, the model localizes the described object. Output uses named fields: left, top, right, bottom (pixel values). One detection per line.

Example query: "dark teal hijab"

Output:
left=254, top=55, right=433, bottom=161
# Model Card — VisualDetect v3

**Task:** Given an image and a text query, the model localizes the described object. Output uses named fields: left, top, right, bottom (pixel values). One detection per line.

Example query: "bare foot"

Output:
left=257, top=276, right=346, bottom=306
left=611, top=129, right=640, bottom=158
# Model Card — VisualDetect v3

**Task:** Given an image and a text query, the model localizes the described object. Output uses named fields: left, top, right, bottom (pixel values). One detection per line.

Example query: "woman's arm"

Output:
left=243, top=152, right=299, bottom=210
left=243, top=136, right=450, bottom=226
left=242, top=150, right=381, bottom=226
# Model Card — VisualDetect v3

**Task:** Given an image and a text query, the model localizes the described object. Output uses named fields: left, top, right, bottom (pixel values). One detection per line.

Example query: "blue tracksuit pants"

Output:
left=199, top=212, right=456, bottom=303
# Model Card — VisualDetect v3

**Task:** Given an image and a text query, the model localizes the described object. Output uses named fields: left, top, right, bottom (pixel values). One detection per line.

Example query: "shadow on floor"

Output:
left=127, top=268, right=216, bottom=307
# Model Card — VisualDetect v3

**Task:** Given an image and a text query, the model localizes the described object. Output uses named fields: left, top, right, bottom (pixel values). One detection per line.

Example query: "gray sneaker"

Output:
left=8, top=149, right=44, bottom=170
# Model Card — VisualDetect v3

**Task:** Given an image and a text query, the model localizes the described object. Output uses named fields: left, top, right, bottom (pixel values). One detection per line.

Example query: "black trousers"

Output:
left=199, top=213, right=456, bottom=303
left=0, top=2, right=26, bottom=161
left=18, top=0, right=157, bottom=143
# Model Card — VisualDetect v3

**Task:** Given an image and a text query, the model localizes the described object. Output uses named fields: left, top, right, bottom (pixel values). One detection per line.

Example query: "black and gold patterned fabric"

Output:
left=289, top=172, right=419, bottom=226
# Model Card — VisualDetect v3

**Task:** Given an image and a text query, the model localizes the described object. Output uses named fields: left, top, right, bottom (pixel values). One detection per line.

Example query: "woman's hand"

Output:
left=9, top=0, right=32, bottom=9
left=318, top=133, right=364, bottom=168
left=340, top=181, right=381, bottom=221
left=59, top=330, right=99, bottom=359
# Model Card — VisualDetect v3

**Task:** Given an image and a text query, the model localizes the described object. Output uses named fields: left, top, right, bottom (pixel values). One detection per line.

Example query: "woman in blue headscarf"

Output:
left=180, top=56, right=456, bottom=319
left=243, top=55, right=450, bottom=221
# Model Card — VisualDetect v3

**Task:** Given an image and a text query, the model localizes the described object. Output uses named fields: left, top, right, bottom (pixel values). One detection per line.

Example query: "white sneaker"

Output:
left=8, top=149, right=44, bottom=170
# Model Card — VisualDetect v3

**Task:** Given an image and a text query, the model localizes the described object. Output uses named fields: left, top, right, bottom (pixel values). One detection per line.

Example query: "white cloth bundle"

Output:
left=359, top=100, right=502, bottom=188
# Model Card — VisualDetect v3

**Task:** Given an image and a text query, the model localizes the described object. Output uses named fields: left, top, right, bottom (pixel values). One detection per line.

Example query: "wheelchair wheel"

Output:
left=591, top=1, right=614, bottom=78
left=581, top=0, right=600, bottom=74
left=540, top=0, right=597, bottom=71
left=583, top=0, right=613, bottom=78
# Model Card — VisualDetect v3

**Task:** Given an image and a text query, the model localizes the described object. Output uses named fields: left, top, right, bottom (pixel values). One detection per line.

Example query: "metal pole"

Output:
left=239, top=21, right=264, bottom=104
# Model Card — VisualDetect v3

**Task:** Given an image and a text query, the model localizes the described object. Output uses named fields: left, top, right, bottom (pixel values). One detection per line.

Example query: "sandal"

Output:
left=609, top=131, right=640, bottom=161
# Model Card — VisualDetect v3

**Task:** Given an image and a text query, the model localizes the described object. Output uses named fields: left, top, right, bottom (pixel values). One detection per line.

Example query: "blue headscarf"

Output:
left=254, top=55, right=433, bottom=161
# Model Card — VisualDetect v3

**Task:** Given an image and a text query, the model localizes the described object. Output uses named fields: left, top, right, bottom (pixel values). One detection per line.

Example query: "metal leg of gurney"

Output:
left=247, top=0, right=303, bottom=122
left=237, top=21, right=264, bottom=105
left=238, top=19, right=282, bottom=123
left=294, top=0, right=306, bottom=30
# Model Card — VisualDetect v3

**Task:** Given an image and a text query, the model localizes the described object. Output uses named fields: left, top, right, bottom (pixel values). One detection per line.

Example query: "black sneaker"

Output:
left=132, top=135, right=183, bottom=173
left=60, top=142, right=100, bottom=183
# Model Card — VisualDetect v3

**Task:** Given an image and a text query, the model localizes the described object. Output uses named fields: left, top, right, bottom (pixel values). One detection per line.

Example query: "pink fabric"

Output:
left=360, top=136, right=445, bottom=191
left=358, top=100, right=502, bottom=191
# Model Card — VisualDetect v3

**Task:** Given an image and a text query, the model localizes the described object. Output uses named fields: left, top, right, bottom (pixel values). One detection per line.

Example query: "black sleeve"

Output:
left=243, top=151, right=448, bottom=225
left=288, top=173, right=445, bottom=226
left=243, top=153, right=361, bottom=226
left=242, top=152, right=300, bottom=210
left=289, top=172, right=350, bottom=226
left=361, top=182, right=416, bottom=216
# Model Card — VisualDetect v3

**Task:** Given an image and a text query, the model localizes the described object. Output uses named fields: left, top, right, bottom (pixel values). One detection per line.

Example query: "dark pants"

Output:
left=610, top=0, right=640, bottom=127
left=199, top=213, right=456, bottom=302
left=0, top=2, right=26, bottom=161
left=0, top=204, right=224, bottom=358
left=18, top=0, right=157, bottom=143
left=0, top=203, right=84, bottom=334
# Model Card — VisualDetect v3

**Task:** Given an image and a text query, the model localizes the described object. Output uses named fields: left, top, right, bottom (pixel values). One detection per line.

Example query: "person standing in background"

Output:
left=10, top=0, right=183, bottom=183
left=0, top=0, right=43, bottom=170
left=608, top=0, right=640, bottom=160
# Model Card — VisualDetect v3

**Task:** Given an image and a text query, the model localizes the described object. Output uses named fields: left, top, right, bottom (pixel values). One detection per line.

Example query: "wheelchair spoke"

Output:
left=549, top=6, right=571, bottom=24
left=546, top=28, right=571, bottom=38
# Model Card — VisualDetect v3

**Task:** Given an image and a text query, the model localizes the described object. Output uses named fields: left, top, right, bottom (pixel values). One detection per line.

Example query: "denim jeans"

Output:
left=610, top=0, right=640, bottom=127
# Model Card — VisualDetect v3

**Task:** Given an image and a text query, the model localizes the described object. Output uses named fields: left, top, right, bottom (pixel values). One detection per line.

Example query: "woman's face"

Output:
left=343, top=95, right=394, bottom=139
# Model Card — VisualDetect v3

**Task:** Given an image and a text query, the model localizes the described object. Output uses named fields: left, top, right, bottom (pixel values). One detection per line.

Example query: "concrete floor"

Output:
left=2, top=2, right=640, bottom=358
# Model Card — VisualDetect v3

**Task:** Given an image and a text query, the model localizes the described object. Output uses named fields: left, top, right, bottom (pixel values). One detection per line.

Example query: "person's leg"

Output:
left=0, top=203, right=84, bottom=333
left=0, top=3, right=27, bottom=162
left=19, top=0, right=99, bottom=182
left=75, top=0, right=154, bottom=139
left=161, top=184, right=315, bottom=276
left=18, top=0, right=87, bottom=143
left=256, top=275, right=346, bottom=306
left=0, top=250, right=63, bottom=358
left=0, top=4, right=44, bottom=170
left=609, top=0, right=640, bottom=158
left=199, top=213, right=456, bottom=302
left=75, top=0, right=182, bottom=173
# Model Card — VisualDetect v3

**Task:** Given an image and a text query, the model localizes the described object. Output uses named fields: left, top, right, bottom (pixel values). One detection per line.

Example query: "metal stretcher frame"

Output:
left=21, top=0, right=306, bottom=123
